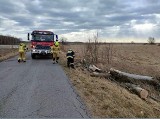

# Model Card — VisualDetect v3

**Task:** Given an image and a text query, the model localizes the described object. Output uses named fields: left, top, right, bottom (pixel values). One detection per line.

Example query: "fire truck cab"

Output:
left=28, top=30, right=58, bottom=59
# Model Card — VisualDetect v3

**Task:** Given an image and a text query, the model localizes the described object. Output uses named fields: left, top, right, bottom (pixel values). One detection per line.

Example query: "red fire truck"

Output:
left=28, top=30, right=58, bottom=59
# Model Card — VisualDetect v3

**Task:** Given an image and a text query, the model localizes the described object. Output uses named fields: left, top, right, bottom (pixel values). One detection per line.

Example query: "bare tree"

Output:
left=148, top=37, right=155, bottom=44
left=59, top=37, right=68, bottom=52
left=101, top=42, right=113, bottom=64
left=84, top=31, right=99, bottom=64
left=60, top=37, right=68, bottom=45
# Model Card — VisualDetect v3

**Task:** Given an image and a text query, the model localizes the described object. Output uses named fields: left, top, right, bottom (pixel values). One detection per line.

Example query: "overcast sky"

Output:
left=0, top=0, right=160, bottom=42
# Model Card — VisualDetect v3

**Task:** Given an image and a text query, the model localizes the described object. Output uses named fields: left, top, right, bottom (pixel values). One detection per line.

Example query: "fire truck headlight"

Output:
left=32, top=49, right=36, bottom=52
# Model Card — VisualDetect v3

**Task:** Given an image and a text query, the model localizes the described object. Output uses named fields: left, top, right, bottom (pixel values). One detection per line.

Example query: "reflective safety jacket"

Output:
left=51, top=45, right=60, bottom=53
left=19, top=43, right=26, bottom=52
left=55, top=41, right=59, bottom=46
left=66, top=50, right=75, bottom=59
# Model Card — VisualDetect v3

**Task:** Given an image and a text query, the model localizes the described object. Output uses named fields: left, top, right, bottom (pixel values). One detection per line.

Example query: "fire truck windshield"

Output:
left=32, top=34, right=53, bottom=41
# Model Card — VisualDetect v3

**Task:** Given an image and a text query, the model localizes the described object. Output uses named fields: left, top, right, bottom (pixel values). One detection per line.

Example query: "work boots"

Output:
left=18, top=59, right=20, bottom=63
left=18, top=59, right=26, bottom=63
left=53, top=60, right=55, bottom=64
left=53, top=60, right=58, bottom=64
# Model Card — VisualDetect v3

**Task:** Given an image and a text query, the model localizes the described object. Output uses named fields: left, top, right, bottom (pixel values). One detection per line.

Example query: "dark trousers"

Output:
left=53, top=57, right=59, bottom=61
left=67, top=58, right=74, bottom=68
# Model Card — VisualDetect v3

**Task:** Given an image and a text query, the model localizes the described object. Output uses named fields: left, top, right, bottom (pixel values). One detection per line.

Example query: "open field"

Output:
left=60, top=43, right=160, bottom=118
left=62, top=43, right=160, bottom=77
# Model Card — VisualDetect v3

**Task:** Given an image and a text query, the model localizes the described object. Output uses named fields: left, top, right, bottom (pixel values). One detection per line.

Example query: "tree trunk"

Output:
left=110, top=68, right=153, bottom=80
left=125, top=83, right=149, bottom=100
left=110, top=68, right=160, bottom=93
left=90, top=72, right=110, bottom=78
left=89, top=65, right=102, bottom=72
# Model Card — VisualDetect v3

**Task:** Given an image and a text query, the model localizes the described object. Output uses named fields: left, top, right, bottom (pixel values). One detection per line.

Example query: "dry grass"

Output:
left=110, top=44, right=160, bottom=77
left=62, top=66, right=160, bottom=117
left=59, top=44, right=160, bottom=118
left=0, top=48, right=18, bottom=61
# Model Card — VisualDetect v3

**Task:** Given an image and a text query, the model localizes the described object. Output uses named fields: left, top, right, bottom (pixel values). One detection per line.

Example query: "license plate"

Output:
left=41, top=51, right=46, bottom=53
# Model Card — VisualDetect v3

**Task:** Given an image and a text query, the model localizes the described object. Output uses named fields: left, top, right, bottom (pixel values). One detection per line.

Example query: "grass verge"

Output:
left=0, top=48, right=18, bottom=62
left=59, top=52, right=160, bottom=118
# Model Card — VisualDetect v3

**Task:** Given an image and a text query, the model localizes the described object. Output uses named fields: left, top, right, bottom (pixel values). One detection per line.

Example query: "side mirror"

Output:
left=28, top=33, right=30, bottom=40
left=56, top=35, right=58, bottom=40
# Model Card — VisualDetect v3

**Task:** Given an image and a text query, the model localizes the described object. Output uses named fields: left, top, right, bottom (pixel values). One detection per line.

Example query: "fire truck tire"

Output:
left=31, top=54, right=36, bottom=59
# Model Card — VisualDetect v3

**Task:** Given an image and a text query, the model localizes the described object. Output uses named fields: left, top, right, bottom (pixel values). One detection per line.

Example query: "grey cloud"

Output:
left=9, top=16, right=33, bottom=26
left=0, top=0, right=160, bottom=40
left=0, top=0, right=16, bottom=14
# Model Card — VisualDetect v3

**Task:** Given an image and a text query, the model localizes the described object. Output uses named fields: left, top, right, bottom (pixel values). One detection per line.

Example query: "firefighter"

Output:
left=51, top=42, right=60, bottom=64
left=18, top=43, right=26, bottom=62
left=66, top=49, right=75, bottom=68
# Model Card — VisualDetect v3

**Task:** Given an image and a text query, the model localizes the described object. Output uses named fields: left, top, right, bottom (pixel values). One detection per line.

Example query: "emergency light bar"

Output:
left=32, top=31, right=54, bottom=35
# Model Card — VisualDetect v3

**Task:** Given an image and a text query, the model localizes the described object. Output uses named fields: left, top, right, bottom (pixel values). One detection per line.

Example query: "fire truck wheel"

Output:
left=31, top=54, right=36, bottom=59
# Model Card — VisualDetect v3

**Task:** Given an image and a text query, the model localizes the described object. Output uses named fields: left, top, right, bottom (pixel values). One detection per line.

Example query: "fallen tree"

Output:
left=89, top=65, right=102, bottom=72
left=109, top=68, right=160, bottom=89
left=81, top=59, right=104, bottom=73
left=90, top=72, right=110, bottom=78
left=110, top=68, right=154, bottom=80
left=125, top=83, right=149, bottom=100
left=78, top=60, right=160, bottom=100
left=109, top=68, right=160, bottom=92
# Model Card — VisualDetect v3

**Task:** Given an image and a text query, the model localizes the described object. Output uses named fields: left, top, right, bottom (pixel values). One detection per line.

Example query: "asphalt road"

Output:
left=0, top=52, right=89, bottom=118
